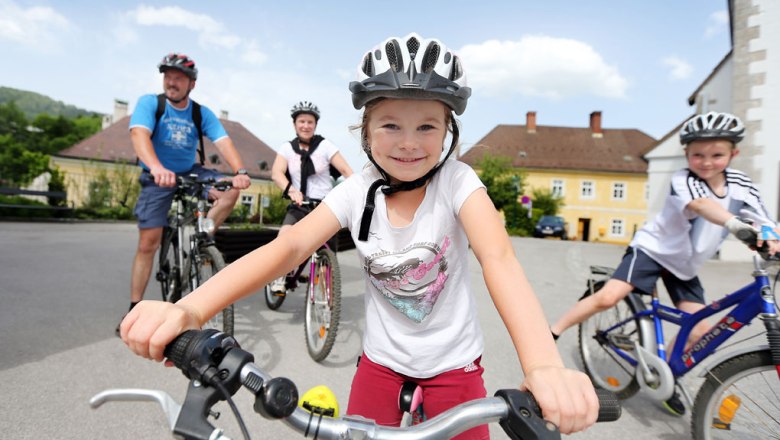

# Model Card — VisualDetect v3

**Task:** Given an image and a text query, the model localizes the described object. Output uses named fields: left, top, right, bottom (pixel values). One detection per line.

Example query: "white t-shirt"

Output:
left=324, top=160, right=486, bottom=378
left=278, top=138, right=340, bottom=200
left=632, top=168, right=775, bottom=280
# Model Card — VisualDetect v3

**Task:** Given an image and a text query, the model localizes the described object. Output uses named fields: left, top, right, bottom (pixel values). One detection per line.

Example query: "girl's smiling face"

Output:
left=365, top=99, right=450, bottom=185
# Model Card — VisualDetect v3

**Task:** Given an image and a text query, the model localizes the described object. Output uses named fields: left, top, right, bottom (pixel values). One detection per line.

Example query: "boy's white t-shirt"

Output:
left=632, top=168, right=775, bottom=280
left=324, top=160, right=486, bottom=378
left=278, top=138, right=339, bottom=200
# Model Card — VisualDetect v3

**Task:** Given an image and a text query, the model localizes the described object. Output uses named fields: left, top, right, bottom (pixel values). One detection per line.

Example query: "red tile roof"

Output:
left=55, top=116, right=277, bottom=179
left=460, top=122, right=657, bottom=174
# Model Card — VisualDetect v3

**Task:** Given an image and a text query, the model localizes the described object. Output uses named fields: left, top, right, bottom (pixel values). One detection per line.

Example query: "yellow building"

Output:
left=460, top=111, right=657, bottom=245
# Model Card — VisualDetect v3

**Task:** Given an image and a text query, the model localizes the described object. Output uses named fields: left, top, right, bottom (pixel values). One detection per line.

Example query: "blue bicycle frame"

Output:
left=600, top=260, right=777, bottom=379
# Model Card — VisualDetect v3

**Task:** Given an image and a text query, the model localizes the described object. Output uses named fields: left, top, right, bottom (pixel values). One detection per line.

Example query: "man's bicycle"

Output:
left=263, top=199, right=341, bottom=362
left=576, top=226, right=780, bottom=439
left=156, top=174, right=234, bottom=335
left=90, top=329, right=621, bottom=440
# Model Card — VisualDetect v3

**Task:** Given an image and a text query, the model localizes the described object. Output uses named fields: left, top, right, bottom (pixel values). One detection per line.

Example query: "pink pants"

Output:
left=347, top=354, right=490, bottom=440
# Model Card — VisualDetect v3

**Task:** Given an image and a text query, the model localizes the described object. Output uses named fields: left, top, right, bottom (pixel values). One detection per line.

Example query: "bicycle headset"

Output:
left=349, top=33, right=472, bottom=241
left=291, top=101, right=321, bottom=122
left=679, top=111, right=745, bottom=145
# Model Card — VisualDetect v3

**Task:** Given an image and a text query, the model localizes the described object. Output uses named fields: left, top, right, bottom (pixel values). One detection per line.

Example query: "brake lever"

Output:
left=89, top=388, right=182, bottom=431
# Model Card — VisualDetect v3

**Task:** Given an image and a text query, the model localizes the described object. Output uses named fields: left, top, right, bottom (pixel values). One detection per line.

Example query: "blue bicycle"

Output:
left=577, top=229, right=780, bottom=439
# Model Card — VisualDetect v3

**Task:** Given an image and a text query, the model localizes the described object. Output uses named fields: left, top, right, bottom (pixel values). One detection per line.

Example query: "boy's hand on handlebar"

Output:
left=520, top=366, right=598, bottom=435
left=119, top=300, right=201, bottom=362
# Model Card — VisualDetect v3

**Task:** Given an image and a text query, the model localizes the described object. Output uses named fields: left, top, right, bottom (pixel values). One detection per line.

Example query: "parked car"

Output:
left=533, top=215, right=568, bottom=240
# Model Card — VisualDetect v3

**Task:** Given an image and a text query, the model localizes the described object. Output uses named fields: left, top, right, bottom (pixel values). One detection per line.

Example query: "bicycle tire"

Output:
left=304, top=247, right=341, bottom=362
left=184, top=244, right=234, bottom=335
left=157, top=226, right=181, bottom=303
left=691, top=349, right=780, bottom=440
left=265, top=281, right=286, bottom=310
left=578, top=282, right=650, bottom=399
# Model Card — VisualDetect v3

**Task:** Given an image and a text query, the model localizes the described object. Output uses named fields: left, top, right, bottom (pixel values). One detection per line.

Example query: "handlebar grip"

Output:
left=594, top=389, right=621, bottom=422
left=163, top=329, right=199, bottom=370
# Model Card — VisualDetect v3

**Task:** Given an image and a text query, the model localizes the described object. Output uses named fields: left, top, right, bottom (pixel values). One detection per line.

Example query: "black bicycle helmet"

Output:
left=351, top=34, right=471, bottom=241
left=291, top=101, right=321, bottom=121
left=158, top=53, right=198, bottom=80
left=680, top=111, right=744, bottom=145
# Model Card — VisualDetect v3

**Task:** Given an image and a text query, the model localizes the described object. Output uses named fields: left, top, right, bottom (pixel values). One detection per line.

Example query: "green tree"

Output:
left=0, top=137, right=49, bottom=186
left=475, top=154, right=525, bottom=211
left=531, top=187, right=565, bottom=215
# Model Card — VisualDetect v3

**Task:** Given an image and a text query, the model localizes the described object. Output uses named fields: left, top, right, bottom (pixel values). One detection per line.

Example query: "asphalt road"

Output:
left=0, top=221, right=758, bottom=439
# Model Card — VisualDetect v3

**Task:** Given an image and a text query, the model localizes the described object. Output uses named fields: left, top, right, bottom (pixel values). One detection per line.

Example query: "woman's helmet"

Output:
left=350, top=34, right=471, bottom=241
left=349, top=33, right=471, bottom=115
left=291, top=101, right=321, bottom=121
left=680, top=111, right=744, bottom=145
left=158, top=53, right=198, bottom=80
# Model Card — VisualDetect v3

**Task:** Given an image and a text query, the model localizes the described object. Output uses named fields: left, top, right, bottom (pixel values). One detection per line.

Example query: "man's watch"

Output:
left=235, top=168, right=248, bottom=176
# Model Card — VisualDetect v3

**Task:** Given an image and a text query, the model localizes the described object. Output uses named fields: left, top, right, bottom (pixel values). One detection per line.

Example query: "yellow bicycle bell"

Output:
left=299, top=385, right=339, bottom=418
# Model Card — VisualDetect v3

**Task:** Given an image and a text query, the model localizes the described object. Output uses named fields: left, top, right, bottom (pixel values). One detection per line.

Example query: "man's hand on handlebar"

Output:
left=520, top=366, right=599, bottom=435
left=231, top=174, right=251, bottom=190
left=150, top=165, right=177, bottom=188
left=119, top=300, right=202, bottom=362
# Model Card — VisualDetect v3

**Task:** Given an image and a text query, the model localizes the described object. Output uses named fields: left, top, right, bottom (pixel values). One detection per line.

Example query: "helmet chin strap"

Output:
left=357, top=121, right=459, bottom=241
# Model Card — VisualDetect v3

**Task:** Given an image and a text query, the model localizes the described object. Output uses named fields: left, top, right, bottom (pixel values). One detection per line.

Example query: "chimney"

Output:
left=113, top=99, right=128, bottom=122
left=526, top=111, right=537, bottom=133
left=590, top=111, right=603, bottom=138
left=220, top=110, right=229, bottom=120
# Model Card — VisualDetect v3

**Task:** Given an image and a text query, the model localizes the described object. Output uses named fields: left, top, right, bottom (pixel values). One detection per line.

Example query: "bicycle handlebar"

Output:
left=176, top=174, right=234, bottom=192
left=94, top=329, right=619, bottom=440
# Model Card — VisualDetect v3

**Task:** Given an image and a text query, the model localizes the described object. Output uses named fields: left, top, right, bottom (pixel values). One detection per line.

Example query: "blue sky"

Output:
left=0, top=0, right=732, bottom=170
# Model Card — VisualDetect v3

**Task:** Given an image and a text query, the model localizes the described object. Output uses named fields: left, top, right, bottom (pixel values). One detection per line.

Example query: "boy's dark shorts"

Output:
left=612, top=246, right=706, bottom=305
left=134, top=165, right=224, bottom=229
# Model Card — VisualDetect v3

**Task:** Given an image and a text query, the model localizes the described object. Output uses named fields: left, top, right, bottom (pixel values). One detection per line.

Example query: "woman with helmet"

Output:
left=267, top=101, right=353, bottom=295
left=119, top=34, right=599, bottom=438
left=551, top=111, right=780, bottom=417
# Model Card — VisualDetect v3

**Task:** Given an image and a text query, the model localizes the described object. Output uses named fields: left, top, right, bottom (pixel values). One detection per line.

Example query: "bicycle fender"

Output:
left=696, top=344, right=770, bottom=378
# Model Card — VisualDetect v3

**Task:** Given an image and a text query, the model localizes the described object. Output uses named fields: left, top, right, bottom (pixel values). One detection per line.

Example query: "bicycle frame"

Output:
left=306, top=243, right=333, bottom=306
left=599, top=257, right=777, bottom=379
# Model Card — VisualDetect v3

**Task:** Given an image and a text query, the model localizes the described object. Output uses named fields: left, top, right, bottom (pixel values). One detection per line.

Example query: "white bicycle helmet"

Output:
left=291, top=101, right=320, bottom=121
left=680, top=111, right=744, bottom=145
left=349, top=33, right=471, bottom=115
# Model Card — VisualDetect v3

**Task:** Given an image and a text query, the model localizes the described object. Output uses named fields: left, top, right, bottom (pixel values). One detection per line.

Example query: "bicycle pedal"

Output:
left=609, top=334, right=635, bottom=350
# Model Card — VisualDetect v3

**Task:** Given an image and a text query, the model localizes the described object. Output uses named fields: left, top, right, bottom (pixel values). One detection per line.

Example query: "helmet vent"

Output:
left=421, top=43, right=440, bottom=73
left=407, top=37, right=420, bottom=59
left=450, top=56, right=463, bottom=81
left=361, top=54, right=374, bottom=77
left=386, top=40, right=403, bottom=72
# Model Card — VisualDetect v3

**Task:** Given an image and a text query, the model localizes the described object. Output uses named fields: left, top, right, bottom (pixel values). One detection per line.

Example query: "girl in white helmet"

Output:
left=120, top=34, right=599, bottom=438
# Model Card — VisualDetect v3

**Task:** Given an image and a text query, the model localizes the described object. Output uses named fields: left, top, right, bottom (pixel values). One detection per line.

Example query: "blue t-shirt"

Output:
left=129, top=94, right=228, bottom=173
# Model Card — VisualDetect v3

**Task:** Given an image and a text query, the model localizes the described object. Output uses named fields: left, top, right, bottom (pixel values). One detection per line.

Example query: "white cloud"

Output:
left=705, top=10, right=729, bottom=38
left=127, top=5, right=265, bottom=62
left=662, top=56, right=693, bottom=81
left=0, top=0, right=71, bottom=48
left=458, top=35, right=628, bottom=100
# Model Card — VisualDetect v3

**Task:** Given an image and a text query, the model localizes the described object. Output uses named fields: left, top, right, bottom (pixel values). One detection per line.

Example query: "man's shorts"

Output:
left=612, top=246, right=706, bottom=305
left=134, top=165, right=224, bottom=229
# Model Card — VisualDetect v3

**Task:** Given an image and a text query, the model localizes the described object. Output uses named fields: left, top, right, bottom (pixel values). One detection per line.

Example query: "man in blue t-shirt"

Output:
left=117, top=53, right=251, bottom=335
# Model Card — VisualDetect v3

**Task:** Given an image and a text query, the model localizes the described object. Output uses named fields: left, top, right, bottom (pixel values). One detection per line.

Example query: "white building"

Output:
left=645, top=0, right=780, bottom=261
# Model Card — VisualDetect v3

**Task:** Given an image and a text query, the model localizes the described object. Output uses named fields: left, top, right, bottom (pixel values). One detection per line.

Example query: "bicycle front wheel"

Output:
left=186, top=244, right=234, bottom=335
left=691, top=349, right=780, bottom=440
left=157, top=227, right=181, bottom=303
left=578, top=283, right=650, bottom=399
left=304, top=247, right=341, bottom=362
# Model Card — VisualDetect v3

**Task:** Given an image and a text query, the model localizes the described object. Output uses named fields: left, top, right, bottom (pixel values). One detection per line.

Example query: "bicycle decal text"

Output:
left=681, top=315, right=743, bottom=367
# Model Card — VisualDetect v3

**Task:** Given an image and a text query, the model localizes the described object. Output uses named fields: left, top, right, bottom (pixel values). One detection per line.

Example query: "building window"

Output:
left=612, top=182, right=626, bottom=201
left=580, top=181, right=595, bottom=199
left=552, top=179, right=564, bottom=197
left=610, top=219, right=625, bottom=236
left=240, top=194, right=255, bottom=211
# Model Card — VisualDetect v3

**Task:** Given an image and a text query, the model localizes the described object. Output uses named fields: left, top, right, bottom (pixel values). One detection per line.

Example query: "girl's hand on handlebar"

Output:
left=119, top=300, right=201, bottom=362
left=288, top=188, right=304, bottom=205
left=520, top=366, right=599, bottom=435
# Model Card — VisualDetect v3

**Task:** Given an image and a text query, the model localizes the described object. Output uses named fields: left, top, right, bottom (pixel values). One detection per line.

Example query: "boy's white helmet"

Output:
left=680, top=111, right=745, bottom=144
left=349, top=33, right=471, bottom=115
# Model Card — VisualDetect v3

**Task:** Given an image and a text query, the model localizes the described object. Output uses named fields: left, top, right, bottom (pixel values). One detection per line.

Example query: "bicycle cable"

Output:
left=210, top=377, right=251, bottom=440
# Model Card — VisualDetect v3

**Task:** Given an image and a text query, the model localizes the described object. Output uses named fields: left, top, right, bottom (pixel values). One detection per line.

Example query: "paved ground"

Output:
left=0, top=221, right=761, bottom=439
